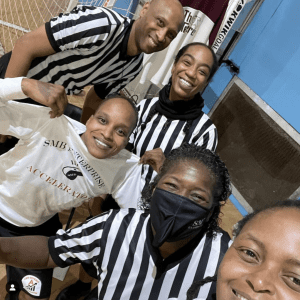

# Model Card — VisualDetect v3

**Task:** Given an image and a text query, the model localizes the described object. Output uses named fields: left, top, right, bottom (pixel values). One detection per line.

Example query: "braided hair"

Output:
left=186, top=275, right=217, bottom=300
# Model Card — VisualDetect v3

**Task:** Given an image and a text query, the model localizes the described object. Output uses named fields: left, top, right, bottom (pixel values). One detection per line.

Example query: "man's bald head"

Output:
left=128, top=0, right=184, bottom=55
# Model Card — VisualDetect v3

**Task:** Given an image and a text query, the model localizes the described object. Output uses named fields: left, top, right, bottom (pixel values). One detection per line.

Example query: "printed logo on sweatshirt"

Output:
left=21, top=275, right=41, bottom=296
left=62, top=165, right=83, bottom=180
left=43, top=139, right=105, bottom=188
left=27, top=166, right=91, bottom=201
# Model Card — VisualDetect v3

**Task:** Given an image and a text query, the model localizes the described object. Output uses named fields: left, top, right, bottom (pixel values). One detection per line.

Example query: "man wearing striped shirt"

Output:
left=0, top=0, right=184, bottom=124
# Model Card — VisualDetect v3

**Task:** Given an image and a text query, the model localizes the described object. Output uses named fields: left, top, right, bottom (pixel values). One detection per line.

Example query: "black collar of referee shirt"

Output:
left=156, top=82, right=205, bottom=121
left=120, top=20, right=137, bottom=60
left=146, top=219, right=208, bottom=278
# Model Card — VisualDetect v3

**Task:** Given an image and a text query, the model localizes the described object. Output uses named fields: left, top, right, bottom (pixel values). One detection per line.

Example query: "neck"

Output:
left=158, top=236, right=195, bottom=259
left=127, top=23, right=140, bottom=56
left=169, top=86, right=194, bottom=102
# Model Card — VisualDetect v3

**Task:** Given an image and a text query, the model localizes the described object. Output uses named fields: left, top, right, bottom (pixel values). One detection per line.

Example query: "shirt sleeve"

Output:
left=46, top=5, right=115, bottom=53
left=0, top=87, right=52, bottom=138
left=0, top=77, right=27, bottom=102
left=94, top=58, right=143, bottom=98
left=192, top=116, right=218, bottom=152
left=111, top=154, right=143, bottom=209
left=48, top=211, right=112, bottom=268
left=127, top=101, right=143, bottom=148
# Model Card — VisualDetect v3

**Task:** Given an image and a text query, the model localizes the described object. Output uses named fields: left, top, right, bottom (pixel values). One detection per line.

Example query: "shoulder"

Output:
left=64, top=115, right=86, bottom=135
left=213, top=228, right=232, bottom=249
left=137, top=97, right=159, bottom=113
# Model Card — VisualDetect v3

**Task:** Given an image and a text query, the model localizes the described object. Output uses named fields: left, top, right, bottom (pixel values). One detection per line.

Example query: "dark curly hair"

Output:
left=186, top=275, right=217, bottom=300
left=140, top=143, right=231, bottom=237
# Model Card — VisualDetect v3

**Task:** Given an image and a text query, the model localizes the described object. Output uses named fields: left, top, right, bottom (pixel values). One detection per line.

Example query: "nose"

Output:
left=176, top=188, right=189, bottom=199
left=156, top=28, right=168, bottom=44
left=246, top=266, right=276, bottom=296
left=102, top=125, right=114, bottom=141
left=185, top=65, right=197, bottom=79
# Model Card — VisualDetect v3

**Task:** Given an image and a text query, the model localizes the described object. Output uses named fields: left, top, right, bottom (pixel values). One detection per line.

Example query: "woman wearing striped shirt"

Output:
left=58, top=42, right=220, bottom=299
left=0, top=143, right=231, bottom=300
left=115, top=42, right=219, bottom=209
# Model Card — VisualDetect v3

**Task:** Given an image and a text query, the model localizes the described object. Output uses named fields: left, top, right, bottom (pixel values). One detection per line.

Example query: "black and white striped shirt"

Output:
left=27, top=5, right=143, bottom=97
left=49, top=209, right=231, bottom=300
left=114, top=97, right=218, bottom=208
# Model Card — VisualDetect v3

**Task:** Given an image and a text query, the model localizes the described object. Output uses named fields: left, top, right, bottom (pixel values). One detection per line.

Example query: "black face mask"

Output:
left=150, top=188, right=212, bottom=248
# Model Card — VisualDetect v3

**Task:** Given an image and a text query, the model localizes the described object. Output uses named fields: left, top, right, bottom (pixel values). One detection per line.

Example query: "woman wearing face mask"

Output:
left=187, top=199, right=300, bottom=300
left=59, top=42, right=220, bottom=300
left=0, top=143, right=231, bottom=300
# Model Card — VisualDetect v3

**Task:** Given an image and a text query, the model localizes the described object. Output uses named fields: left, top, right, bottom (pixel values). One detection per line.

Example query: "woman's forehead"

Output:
left=238, top=208, right=300, bottom=247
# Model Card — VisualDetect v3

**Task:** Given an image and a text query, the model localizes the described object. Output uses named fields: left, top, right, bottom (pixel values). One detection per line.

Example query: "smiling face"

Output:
left=169, top=44, right=214, bottom=101
left=132, top=0, right=184, bottom=55
left=156, top=160, right=215, bottom=209
left=217, top=208, right=300, bottom=300
left=81, top=98, right=136, bottom=159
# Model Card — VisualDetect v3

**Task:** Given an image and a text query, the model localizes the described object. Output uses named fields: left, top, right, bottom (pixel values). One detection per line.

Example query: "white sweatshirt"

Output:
left=0, top=78, right=140, bottom=226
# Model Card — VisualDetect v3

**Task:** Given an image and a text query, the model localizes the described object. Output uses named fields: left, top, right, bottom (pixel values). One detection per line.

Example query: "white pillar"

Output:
left=66, top=0, right=78, bottom=12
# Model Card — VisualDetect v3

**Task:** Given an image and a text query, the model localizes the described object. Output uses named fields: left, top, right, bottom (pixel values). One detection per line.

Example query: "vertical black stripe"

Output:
left=201, top=132, right=210, bottom=149
left=136, top=114, right=162, bottom=156
left=98, top=210, right=135, bottom=298
left=192, top=119, right=214, bottom=144
left=168, top=251, right=194, bottom=298
left=193, top=235, right=213, bottom=283
left=212, top=128, right=218, bottom=152
left=111, top=214, right=146, bottom=299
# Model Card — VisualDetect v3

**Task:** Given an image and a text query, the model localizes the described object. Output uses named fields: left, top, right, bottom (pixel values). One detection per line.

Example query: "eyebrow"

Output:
left=182, top=53, right=212, bottom=70
left=97, top=111, right=130, bottom=130
left=286, top=258, right=300, bottom=267
left=166, top=175, right=211, bottom=195
left=243, top=233, right=266, bottom=251
left=157, top=15, right=179, bottom=33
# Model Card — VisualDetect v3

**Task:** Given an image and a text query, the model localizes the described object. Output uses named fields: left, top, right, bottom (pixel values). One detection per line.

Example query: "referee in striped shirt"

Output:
left=0, top=0, right=184, bottom=124
left=67, top=42, right=221, bottom=299
left=0, top=144, right=232, bottom=300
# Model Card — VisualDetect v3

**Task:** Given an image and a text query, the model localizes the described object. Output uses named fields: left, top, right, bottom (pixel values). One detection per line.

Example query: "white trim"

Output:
left=290, top=186, right=300, bottom=200
left=209, top=76, right=300, bottom=145
left=66, top=0, right=78, bottom=12
left=231, top=184, right=253, bottom=213
left=0, top=41, right=4, bottom=56
left=0, top=20, right=30, bottom=33
left=209, top=75, right=300, bottom=210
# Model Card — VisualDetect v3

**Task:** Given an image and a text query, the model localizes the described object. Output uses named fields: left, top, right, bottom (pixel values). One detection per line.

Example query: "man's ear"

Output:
left=139, top=1, right=150, bottom=18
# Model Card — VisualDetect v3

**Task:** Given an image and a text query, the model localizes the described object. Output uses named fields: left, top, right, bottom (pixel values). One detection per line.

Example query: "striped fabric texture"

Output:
left=27, top=5, right=143, bottom=97
left=49, top=209, right=231, bottom=300
left=127, top=97, right=218, bottom=198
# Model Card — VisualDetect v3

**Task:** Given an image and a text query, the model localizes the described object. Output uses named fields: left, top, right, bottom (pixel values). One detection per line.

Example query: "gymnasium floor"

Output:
left=0, top=90, right=243, bottom=299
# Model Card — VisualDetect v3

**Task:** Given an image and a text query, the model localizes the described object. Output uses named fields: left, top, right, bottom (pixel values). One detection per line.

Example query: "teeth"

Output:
left=180, top=78, right=192, bottom=87
left=149, top=36, right=158, bottom=47
left=95, top=138, right=110, bottom=148
left=233, top=290, right=248, bottom=300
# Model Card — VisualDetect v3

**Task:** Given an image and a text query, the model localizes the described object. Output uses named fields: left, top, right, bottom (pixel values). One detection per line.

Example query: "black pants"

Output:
left=0, top=214, right=62, bottom=298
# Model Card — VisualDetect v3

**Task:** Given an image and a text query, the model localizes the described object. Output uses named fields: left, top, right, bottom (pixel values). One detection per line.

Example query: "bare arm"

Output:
left=81, top=86, right=104, bottom=124
left=0, top=236, right=57, bottom=269
left=21, top=78, right=68, bottom=118
left=5, top=25, right=56, bottom=78
left=139, top=148, right=166, bottom=173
